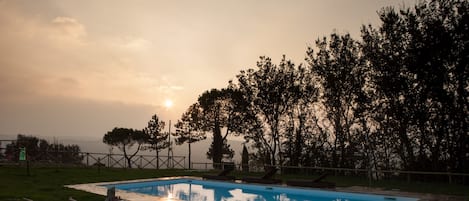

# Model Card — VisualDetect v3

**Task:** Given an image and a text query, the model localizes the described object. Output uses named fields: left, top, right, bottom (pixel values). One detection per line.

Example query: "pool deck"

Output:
left=65, top=177, right=467, bottom=201
left=336, top=186, right=467, bottom=201
left=66, top=177, right=194, bottom=201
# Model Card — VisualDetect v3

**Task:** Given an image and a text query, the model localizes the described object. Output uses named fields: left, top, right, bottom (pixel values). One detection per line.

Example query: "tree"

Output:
left=196, top=88, right=247, bottom=167
left=174, top=103, right=206, bottom=169
left=103, top=128, right=148, bottom=168
left=306, top=33, right=367, bottom=168
left=144, top=114, right=168, bottom=169
left=236, top=55, right=298, bottom=166
left=361, top=0, right=469, bottom=172
left=4, top=134, right=83, bottom=164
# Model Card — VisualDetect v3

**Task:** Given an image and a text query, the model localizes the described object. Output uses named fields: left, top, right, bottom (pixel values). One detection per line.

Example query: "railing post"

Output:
left=140, top=155, right=143, bottom=169
left=86, top=153, right=89, bottom=167
left=98, top=157, right=101, bottom=174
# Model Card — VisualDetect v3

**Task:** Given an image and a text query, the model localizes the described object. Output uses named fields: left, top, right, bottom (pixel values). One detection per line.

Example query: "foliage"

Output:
left=144, top=114, right=168, bottom=169
left=178, top=87, right=244, bottom=167
left=306, top=33, right=368, bottom=168
left=102, top=127, right=148, bottom=168
left=145, top=114, right=168, bottom=152
left=174, top=103, right=207, bottom=169
left=4, top=134, right=83, bottom=164
left=179, top=0, right=468, bottom=175
left=360, top=0, right=469, bottom=172
left=235, top=55, right=320, bottom=166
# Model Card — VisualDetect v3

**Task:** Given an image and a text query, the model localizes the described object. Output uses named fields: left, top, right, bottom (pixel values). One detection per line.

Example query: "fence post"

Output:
left=86, top=153, right=89, bottom=167
left=140, top=155, right=143, bottom=169
left=448, top=172, right=452, bottom=184
left=98, top=157, right=101, bottom=174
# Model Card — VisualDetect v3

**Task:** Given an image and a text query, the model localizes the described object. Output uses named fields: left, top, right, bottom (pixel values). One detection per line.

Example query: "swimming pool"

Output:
left=105, top=178, right=418, bottom=201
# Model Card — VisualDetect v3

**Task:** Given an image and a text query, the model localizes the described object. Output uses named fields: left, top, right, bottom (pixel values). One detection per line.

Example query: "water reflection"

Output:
left=123, top=182, right=352, bottom=201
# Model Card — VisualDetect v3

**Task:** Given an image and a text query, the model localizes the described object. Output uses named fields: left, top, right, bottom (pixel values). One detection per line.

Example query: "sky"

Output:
left=0, top=0, right=417, bottom=142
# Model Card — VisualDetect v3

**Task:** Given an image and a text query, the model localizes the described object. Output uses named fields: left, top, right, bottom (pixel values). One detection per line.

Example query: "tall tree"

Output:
left=103, top=128, right=148, bottom=168
left=306, top=33, right=366, bottom=168
left=236, top=55, right=298, bottom=166
left=197, top=89, right=239, bottom=167
left=174, top=103, right=206, bottom=169
left=179, top=88, right=244, bottom=168
left=361, top=0, right=469, bottom=172
left=144, top=114, right=168, bottom=169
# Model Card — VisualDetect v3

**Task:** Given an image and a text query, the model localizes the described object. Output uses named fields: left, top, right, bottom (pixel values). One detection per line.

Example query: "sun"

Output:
left=164, top=99, right=173, bottom=109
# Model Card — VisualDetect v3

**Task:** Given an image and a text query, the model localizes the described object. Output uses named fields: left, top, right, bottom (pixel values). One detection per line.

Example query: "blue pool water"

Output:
left=106, top=178, right=418, bottom=201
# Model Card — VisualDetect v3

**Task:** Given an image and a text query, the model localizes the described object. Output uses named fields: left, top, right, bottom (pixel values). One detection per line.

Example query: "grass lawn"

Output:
left=1, top=165, right=468, bottom=201
left=0, top=165, right=205, bottom=201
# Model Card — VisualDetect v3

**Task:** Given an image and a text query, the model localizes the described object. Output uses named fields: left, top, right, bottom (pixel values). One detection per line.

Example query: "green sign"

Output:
left=19, top=147, right=26, bottom=161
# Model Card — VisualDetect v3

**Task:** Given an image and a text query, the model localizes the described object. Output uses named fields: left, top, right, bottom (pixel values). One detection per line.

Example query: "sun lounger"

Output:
left=202, top=167, right=236, bottom=180
left=286, top=173, right=335, bottom=188
left=241, top=166, right=282, bottom=184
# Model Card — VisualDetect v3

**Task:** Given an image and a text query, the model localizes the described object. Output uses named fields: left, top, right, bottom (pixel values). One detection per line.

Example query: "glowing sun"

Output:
left=164, top=99, right=173, bottom=109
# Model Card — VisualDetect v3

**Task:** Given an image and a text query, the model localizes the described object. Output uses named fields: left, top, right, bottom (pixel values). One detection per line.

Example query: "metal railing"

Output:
left=190, top=161, right=469, bottom=185
left=1, top=150, right=186, bottom=169
left=81, top=152, right=186, bottom=169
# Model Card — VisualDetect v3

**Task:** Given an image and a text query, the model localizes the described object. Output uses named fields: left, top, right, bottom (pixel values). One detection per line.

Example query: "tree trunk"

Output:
left=156, top=148, right=159, bottom=169
left=188, top=141, right=191, bottom=169
left=212, top=122, right=223, bottom=169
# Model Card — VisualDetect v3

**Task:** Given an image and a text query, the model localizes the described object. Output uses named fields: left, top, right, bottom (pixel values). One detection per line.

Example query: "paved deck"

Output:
left=337, top=186, right=467, bottom=201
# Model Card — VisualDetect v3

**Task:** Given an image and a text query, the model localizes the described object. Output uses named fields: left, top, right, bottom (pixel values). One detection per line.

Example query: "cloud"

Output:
left=50, top=16, right=87, bottom=43
left=109, top=36, right=152, bottom=51
left=0, top=2, right=167, bottom=108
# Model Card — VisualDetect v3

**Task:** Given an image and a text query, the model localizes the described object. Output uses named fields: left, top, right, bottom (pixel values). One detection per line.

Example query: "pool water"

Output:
left=107, top=178, right=418, bottom=201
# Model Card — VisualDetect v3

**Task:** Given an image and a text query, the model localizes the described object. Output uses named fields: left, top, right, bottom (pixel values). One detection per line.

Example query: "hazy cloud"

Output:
left=0, top=0, right=417, bottom=139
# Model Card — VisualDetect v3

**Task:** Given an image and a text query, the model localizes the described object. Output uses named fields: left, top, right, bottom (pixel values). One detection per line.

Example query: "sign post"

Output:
left=19, top=147, right=30, bottom=176
left=19, top=147, right=26, bottom=161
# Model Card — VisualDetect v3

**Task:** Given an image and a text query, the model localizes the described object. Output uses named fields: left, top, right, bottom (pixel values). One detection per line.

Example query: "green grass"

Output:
left=0, top=165, right=205, bottom=201
left=1, top=165, right=468, bottom=201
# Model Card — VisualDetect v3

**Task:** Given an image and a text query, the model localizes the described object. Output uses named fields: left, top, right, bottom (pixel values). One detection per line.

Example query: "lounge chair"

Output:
left=241, top=167, right=282, bottom=184
left=202, top=167, right=236, bottom=181
left=286, top=173, right=335, bottom=188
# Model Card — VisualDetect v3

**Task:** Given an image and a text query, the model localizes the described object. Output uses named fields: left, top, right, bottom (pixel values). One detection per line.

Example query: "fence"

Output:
left=82, top=152, right=186, bottom=169
left=191, top=161, right=469, bottom=185
left=2, top=149, right=468, bottom=185
left=0, top=150, right=186, bottom=169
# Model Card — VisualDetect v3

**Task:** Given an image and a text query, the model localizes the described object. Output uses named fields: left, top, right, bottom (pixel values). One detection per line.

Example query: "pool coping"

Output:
left=65, top=177, right=463, bottom=201
left=66, top=176, right=198, bottom=201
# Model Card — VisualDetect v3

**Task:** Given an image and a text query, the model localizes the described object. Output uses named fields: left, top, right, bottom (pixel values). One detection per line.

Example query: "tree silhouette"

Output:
left=103, top=127, right=148, bottom=168
left=306, top=33, right=367, bottom=168
left=361, top=0, right=469, bottom=172
left=184, top=0, right=468, bottom=176
left=4, top=134, right=83, bottom=164
left=197, top=89, right=239, bottom=167
left=144, top=114, right=168, bottom=169
left=236, top=55, right=299, bottom=166
left=174, top=103, right=206, bottom=169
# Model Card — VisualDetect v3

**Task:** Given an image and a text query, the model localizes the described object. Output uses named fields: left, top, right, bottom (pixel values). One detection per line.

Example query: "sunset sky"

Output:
left=0, top=0, right=416, bottom=141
